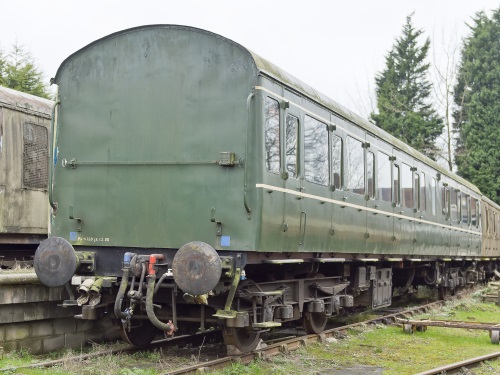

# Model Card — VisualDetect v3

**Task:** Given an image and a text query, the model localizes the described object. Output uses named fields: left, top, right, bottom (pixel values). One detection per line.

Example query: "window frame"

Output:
left=367, top=150, right=375, bottom=199
left=345, top=135, right=366, bottom=195
left=285, top=114, right=299, bottom=179
left=331, top=134, right=343, bottom=191
left=303, top=115, right=329, bottom=186
left=401, top=163, right=413, bottom=209
left=443, top=186, right=451, bottom=220
left=264, top=96, right=280, bottom=175
left=461, top=193, right=469, bottom=225
left=420, top=172, right=426, bottom=212
left=393, top=163, right=400, bottom=206
left=377, top=151, right=392, bottom=203
left=413, top=171, right=420, bottom=211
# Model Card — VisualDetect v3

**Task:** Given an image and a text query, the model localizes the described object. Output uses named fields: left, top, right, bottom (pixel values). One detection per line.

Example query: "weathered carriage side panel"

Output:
left=482, top=196, right=500, bottom=256
left=0, top=87, right=53, bottom=243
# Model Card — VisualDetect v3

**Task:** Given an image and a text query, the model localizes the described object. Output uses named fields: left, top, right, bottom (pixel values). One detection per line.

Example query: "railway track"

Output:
left=0, top=298, right=443, bottom=374
left=414, top=351, right=500, bottom=374
left=160, top=299, right=447, bottom=375
left=0, top=330, right=222, bottom=373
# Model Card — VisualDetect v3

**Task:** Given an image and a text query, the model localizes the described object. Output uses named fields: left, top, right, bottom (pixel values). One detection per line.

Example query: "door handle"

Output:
left=299, top=211, right=307, bottom=245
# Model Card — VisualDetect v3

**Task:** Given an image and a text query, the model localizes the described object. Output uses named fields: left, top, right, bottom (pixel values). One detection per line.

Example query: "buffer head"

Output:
left=34, top=237, right=78, bottom=287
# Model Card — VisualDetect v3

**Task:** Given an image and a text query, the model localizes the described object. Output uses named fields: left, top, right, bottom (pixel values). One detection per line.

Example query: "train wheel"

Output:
left=302, top=311, right=328, bottom=334
left=121, top=320, right=158, bottom=347
left=222, top=327, right=261, bottom=352
left=438, top=286, right=453, bottom=300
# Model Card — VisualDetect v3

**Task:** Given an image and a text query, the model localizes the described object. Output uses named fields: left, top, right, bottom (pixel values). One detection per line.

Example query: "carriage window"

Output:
left=265, top=97, right=280, bottom=174
left=304, top=115, right=329, bottom=185
left=413, top=172, right=420, bottom=210
left=443, top=186, right=450, bottom=218
left=461, top=194, right=469, bottom=224
left=478, top=201, right=481, bottom=228
left=468, top=197, right=471, bottom=224
left=367, top=151, right=375, bottom=198
left=401, top=163, right=413, bottom=209
left=332, top=135, right=342, bottom=189
left=420, top=173, right=426, bottom=212
left=470, top=198, right=477, bottom=226
left=377, top=151, right=391, bottom=202
left=450, top=189, right=458, bottom=222
left=393, top=164, right=400, bottom=205
left=285, top=115, right=298, bottom=179
left=346, top=136, right=365, bottom=195
left=431, top=177, right=436, bottom=215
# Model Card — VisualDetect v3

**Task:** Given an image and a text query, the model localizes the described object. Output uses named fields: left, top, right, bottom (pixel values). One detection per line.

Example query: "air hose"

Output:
left=114, top=252, right=135, bottom=320
left=146, top=277, right=174, bottom=334
left=145, top=254, right=174, bottom=335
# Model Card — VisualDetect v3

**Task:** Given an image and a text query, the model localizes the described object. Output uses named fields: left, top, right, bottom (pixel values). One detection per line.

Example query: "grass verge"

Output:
left=213, top=292, right=500, bottom=375
left=2, top=290, right=500, bottom=374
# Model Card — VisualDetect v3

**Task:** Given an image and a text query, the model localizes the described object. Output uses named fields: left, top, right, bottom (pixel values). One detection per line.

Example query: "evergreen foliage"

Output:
left=453, top=8, right=500, bottom=204
left=0, top=42, right=50, bottom=99
left=371, top=14, right=443, bottom=159
left=0, top=50, right=6, bottom=87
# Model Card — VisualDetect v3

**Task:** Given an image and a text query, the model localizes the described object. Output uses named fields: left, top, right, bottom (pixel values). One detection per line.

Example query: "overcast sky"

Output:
left=1, top=1, right=498, bottom=117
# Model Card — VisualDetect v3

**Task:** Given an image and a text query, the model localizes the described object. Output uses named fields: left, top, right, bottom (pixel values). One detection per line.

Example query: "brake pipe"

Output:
left=154, top=272, right=170, bottom=295
left=136, top=263, right=147, bottom=298
left=145, top=254, right=175, bottom=335
left=114, top=252, right=135, bottom=320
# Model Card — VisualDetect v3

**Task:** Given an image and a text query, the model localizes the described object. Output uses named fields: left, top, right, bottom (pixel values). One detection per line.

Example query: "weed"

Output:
left=212, top=291, right=500, bottom=375
left=131, top=350, right=161, bottom=361
left=119, top=368, right=155, bottom=375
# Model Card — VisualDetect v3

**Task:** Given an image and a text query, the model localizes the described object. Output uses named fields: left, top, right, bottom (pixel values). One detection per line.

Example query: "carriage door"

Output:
left=458, top=192, right=471, bottom=256
left=330, top=125, right=347, bottom=253
left=365, top=137, right=393, bottom=254
left=413, top=162, right=427, bottom=255
left=342, top=128, right=367, bottom=254
left=393, top=150, right=415, bottom=255
left=261, top=94, right=286, bottom=251
left=282, top=95, right=302, bottom=252
left=301, top=114, right=331, bottom=251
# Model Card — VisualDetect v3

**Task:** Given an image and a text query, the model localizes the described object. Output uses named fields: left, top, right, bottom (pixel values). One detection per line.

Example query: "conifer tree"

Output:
left=0, top=50, right=6, bottom=87
left=453, top=8, right=500, bottom=204
left=0, top=42, right=50, bottom=99
left=371, top=14, right=443, bottom=159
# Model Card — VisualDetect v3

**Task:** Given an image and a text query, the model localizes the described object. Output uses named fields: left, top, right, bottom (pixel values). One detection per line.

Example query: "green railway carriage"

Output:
left=0, top=86, right=52, bottom=258
left=34, top=25, right=500, bottom=352
left=482, top=196, right=500, bottom=256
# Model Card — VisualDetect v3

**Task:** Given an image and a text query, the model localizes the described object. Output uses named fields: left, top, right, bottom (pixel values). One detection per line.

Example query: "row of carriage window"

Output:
left=264, top=97, right=480, bottom=228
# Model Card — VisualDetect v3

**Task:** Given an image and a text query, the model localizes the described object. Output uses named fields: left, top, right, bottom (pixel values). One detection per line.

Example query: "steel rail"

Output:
left=0, top=297, right=455, bottom=374
left=0, top=331, right=220, bottom=373
left=414, top=351, right=500, bottom=375
left=160, top=300, right=446, bottom=375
